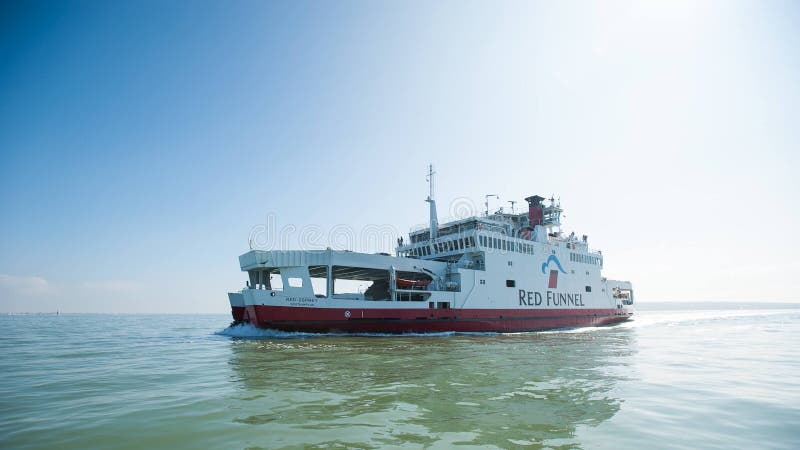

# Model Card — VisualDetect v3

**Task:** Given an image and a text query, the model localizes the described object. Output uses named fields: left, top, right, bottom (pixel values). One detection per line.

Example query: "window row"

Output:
left=570, top=252, right=600, bottom=265
left=403, top=236, right=476, bottom=258
left=478, top=235, right=535, bottom=255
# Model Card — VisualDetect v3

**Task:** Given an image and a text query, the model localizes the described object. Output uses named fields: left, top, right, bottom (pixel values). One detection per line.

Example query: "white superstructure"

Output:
left=228, top=166, right=633, bottom=333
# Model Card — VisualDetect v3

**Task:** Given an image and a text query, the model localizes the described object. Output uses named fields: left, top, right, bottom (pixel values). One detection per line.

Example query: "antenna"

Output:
left=426, top=164, right=436, bottom=200
left=425, top=164, right=439, bottom=240
left=485, top=194, right=499, bottom=216
left=508, top=200, right=516, bottom=214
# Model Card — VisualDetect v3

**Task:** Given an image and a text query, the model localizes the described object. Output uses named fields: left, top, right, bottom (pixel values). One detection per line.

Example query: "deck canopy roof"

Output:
left=239, top=249, right=447, bottom=275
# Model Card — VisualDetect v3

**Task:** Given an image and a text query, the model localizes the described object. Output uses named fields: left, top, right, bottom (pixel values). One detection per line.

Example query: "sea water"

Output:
left=0, top=303, right=798, bottom=449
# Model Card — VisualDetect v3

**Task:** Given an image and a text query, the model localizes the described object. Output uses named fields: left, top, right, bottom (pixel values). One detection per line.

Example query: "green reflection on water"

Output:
left=226, top=328, right=635, bottom=449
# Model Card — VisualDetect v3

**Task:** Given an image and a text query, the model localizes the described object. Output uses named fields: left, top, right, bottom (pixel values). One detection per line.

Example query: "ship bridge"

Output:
left=396, top=186, right=608, bottom=272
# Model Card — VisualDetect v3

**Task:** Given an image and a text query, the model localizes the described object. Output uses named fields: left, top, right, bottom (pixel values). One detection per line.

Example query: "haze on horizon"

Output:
left=1, top=1, right=798, bottom=313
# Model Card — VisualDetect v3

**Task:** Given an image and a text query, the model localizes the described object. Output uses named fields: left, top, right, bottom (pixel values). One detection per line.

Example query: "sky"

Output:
left=1, top=0, right=798, bottom=313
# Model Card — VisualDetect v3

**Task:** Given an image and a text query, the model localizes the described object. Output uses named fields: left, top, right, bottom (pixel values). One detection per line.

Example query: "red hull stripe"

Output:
left=239, top=305, right=632, bottom=333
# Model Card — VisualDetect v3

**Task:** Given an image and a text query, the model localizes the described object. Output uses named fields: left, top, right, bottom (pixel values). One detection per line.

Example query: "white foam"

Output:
left=619, top=308, right=800, bottom=329
left=215, top=324, right=319, bottom=339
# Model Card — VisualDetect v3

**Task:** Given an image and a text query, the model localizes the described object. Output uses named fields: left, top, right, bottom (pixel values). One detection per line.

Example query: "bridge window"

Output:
left=269, top=270, right=283, bottom=291
left=585, top=285, right=592, bottom=292
left=506, top=280, right=515, bottom=287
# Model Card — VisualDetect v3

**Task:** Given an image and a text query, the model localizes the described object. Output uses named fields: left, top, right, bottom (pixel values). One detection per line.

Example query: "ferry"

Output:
left=227, top=166, right=633, bottom=333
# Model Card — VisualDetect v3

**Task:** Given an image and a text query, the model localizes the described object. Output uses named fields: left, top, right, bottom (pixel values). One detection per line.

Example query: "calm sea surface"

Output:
left=1, top=303, right=798, bottom=449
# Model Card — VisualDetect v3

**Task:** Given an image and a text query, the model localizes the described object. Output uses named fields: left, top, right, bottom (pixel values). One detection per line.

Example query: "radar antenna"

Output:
left=485, top=194, right=499, bottom=216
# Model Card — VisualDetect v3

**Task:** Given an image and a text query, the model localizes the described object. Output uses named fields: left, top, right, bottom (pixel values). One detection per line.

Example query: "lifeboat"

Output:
left=395, top=278, right=431, bottom=289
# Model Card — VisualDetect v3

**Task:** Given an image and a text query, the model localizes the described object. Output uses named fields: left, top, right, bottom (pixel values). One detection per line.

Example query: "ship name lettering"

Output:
left=518, top=290, right=543, bottom=306
left=546, top=291, right=585, bottom=307
left=519, top=290, right=585, bottom=307
left=285, top=297, right=317, bottom=306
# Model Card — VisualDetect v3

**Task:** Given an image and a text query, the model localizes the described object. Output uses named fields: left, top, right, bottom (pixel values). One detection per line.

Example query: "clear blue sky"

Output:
left=1, top=0, right=798, bottom=312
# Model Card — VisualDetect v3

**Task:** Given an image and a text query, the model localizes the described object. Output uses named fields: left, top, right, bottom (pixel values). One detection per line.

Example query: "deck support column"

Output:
left=326, top=265, right=333, bottom=298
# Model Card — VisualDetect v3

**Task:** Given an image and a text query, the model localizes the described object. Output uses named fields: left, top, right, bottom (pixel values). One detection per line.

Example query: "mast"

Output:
left=484, top=194, right=498, bottom=216
left=425, top=164, right=439, bottom=240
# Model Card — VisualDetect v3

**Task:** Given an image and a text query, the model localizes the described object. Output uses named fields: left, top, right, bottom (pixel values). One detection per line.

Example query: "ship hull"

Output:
left=237, top=305, right=632, bottom=333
